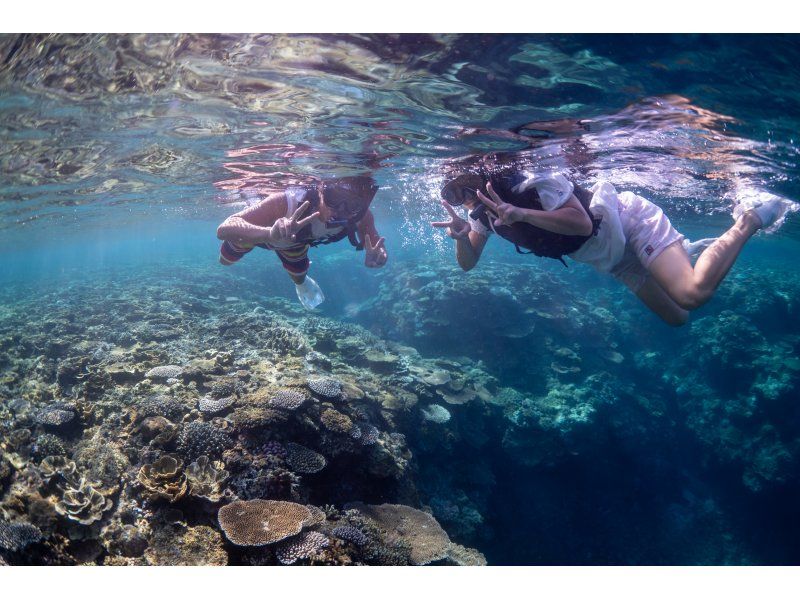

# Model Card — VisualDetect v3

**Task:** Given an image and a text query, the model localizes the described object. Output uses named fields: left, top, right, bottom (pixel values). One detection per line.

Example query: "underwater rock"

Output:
left=347, top=502, right=452, bottom=565
left=137, top=456, right=188, bottom=503
left=217, top=499, right=311, bottom=547
left=276, top=531, right=330, bottom=565
left=144, top=524, right=227, bottom=566
left=177, top=421, right=232, bottom=462
left=198, top=395, right=236, bottom=414
left=363, top=349, right=400, bottom=374
left=100, top=522, right=148, bottom=558
left=421, top=404, right=451, bottom=424
left=307, top=377, right=343, bottom=400
left=269, top=389, right=311, bottom=411
left=186, top=456, right=229, bottom=502
left=0, top=521, right=43, bottom=553
left=285, top=443, right=327, bottom=474
left=135, top=416, right=178, bottom=446
left=145, top=365, right=184, bottom=381
left=54, top=478, right=114, bottom=525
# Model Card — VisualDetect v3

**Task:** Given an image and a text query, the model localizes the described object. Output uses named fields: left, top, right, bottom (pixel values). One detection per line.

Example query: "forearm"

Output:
left=216, top=217, right=271, bottom=244
left=455, top=232, right=484, bottom=271
left=357, top=210, right=380, bottom=241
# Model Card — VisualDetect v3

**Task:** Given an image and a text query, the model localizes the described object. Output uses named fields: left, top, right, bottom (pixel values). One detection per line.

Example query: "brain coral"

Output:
left=285, top=442, right=327, bottom=474
left=276, top=531, right=330, bottom=565
left=269, top=390, right=310, bottom=411
left=307, top=377, right=342, bottom=399
left=177, top=421, right=233, bottom=462
left=349, top=503, right=452, bottom=565
left=217, top=499, right=311, bottom=546
left=0, top=521, right=43, bottom=552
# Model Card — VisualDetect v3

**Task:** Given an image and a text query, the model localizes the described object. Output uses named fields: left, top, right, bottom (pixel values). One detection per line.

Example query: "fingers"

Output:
left=364, top=233, right=373, bottom=250
left=486, top=181, right=504, bottom=204
left=476, top=190, right=498, bottom=215
left=374, top=237, right=386, bottom=250
left=295, top=211, right=320, bottom=228
left=289, top=200, right=310, bottom=222
left=440, top=200, right=459, bottom=219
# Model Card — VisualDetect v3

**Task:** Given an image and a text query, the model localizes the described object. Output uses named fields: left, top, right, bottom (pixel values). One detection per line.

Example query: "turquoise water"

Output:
left=1, top=34, right=799, bottom=565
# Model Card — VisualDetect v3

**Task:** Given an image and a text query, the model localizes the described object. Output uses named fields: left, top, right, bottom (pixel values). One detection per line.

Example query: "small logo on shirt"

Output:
left=645, top=244, right=654, bottom=256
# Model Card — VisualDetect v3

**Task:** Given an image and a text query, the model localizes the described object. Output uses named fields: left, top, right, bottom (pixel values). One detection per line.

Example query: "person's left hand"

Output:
left=477, top=181, right=523, bottom=226
left=364, top=234, right=388, bottom=268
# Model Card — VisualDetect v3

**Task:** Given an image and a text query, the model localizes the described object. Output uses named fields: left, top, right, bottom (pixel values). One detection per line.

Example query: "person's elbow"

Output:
left=572, top=211, right=594, bottom=236
left=216, top=221, right=232, bottom=241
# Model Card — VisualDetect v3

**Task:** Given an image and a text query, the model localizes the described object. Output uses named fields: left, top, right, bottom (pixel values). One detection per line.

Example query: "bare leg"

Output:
left=648, top=212, right=761, bottom=310
left=635, top=276, right=690, bottom=326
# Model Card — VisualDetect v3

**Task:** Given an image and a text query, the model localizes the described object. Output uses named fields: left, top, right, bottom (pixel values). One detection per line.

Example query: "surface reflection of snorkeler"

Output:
left=217, top=175, right=388, bottom=309
left=433, top=167, right=793, bottom=326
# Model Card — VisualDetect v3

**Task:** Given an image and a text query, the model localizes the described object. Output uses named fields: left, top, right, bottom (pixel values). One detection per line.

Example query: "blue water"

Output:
left=1, top=34, right=800, bottom=565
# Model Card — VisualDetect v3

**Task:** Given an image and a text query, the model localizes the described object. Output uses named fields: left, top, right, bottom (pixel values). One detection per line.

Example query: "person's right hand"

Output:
left=431, top=200, right=471, bottom=240
left=267, top=200, right=320, bottom=244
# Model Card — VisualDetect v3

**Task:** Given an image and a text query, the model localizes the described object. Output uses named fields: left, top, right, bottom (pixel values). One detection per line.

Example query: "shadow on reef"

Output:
left=1, top=256, right=800, bottom=564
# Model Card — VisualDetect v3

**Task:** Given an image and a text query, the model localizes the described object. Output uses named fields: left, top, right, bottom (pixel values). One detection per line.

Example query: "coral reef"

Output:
left=177, top=422, right=233, bottom=463
left=186, top=457, right=229, bottom=502
left=217, top=500, right=311, bottom=547
left=0, top=521, right=43, bottom=553
left=347, top=502, right=453, bottom=565
left=275, top=531, right=330, bottom=565
left=285, top=443, right=327, bottom=474
left=269, top=389, right=310, bottom=411
left=1, top=257, right=796, bottom=565
left=54, top=478, right=114, bottom=525
left=137, top=456, right=188, bottom=503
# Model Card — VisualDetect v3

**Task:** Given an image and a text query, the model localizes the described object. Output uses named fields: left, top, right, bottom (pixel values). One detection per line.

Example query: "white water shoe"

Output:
left=732, top=189, right=796, bottom=232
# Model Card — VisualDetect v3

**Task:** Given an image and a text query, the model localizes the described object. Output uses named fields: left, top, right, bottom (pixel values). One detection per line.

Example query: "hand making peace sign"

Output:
left=431, top=200, right=471, bottom=240
left=267, top=200, right=321, bottom=244
left=364, top=233, right=388, bottom=268
left=476, top=181, right=523, bottom=226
